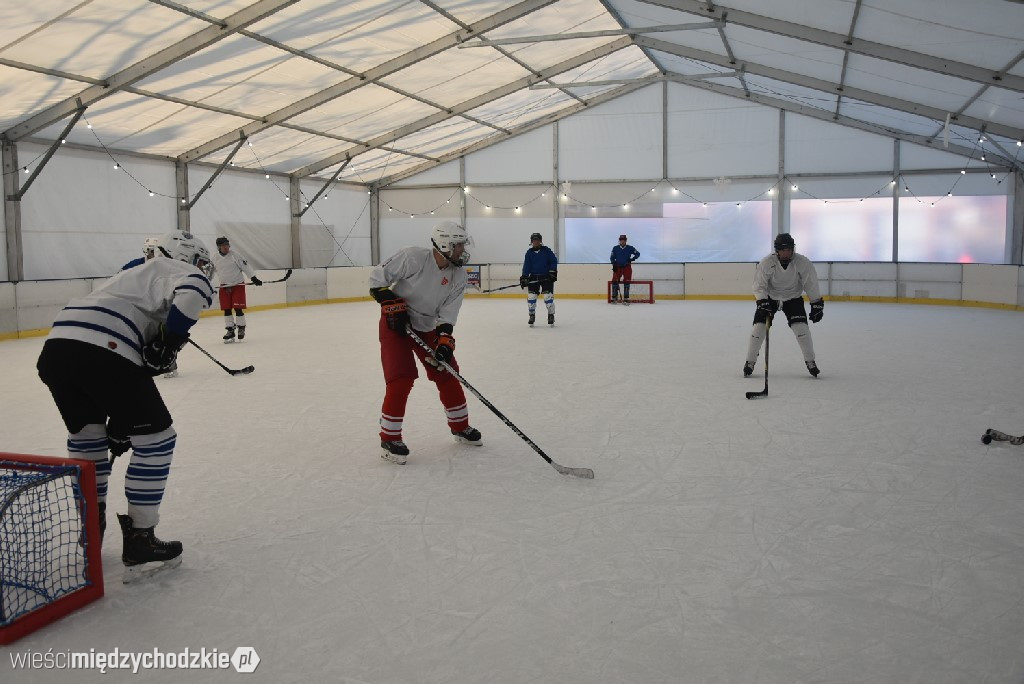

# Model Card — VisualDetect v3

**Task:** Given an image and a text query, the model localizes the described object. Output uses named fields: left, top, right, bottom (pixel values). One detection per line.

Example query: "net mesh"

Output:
left=0, top=461, right=91, bottom=626
left=607, top=280, right=654, bottom=303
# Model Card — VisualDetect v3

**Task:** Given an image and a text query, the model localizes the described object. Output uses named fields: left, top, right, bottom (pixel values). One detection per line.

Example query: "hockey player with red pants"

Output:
left=369, top=221, right=482, bottom=465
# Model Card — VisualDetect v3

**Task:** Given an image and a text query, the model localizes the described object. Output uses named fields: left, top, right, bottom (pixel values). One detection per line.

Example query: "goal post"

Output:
left=0, top=453, right=104, bottom=645
left=607, top=280, right=654, bottom=303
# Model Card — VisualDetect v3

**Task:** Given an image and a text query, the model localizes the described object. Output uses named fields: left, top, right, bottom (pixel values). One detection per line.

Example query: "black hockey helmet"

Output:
left=215, top=236, right=230, bottom=247
left=530, top=232, right=542, bottom=243
left=774, top=233, right=795, bottom=252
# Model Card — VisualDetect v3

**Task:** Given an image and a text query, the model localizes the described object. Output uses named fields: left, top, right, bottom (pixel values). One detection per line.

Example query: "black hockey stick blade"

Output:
left=188, top=339, right=255, bottom=376
left=260, top=269, right=292, bottom=284
left=745, top=388, right=768, bottom=400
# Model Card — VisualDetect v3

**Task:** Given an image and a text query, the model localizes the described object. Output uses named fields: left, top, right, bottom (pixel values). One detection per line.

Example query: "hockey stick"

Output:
left=479, top=279, right=543, bottom=294
left=187, top=339, right=254, bottom=375
left=982, top=428, right=1024, bottom=445
left=257, top=269, right=292, bottom=284
left=406, top=330, right=594, bottom=479
left=745, top=316, right=771, bottom=400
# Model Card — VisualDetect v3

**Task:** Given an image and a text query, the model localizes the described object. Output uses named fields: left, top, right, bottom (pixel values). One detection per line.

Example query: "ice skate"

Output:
left=236, top=325, right=246, bottom=340
left=622, top=296, right=630, bottom=306
left=547, top=313, right=555, bottom=326
left=452, top=426, right=483, bottom=446
left=528, top=313, right=535, bottom=326
left=380, top=440, right=409, bottom=465
left=806, top=361, right=820, bottom=378
left=743, top=362, right=754, bottom=377
left=117, top=513, right=182, bottom=584
left=162, top=360, right=178, bottom=378
left=223, top=326, right=236, bottom=343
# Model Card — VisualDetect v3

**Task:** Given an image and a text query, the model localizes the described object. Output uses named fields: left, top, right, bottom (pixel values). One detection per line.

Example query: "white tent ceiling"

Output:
left=1, top=0, right=1021, bottom=186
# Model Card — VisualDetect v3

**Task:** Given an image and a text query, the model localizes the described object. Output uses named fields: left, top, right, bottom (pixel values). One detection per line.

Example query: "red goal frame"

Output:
left=606, top=280, right=654, bottom=303
left=0, top=453, right=104, bottom=645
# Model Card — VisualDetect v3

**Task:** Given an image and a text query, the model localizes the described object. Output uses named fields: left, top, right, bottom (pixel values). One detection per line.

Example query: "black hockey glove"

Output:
left=250, top=276, right=263, bottom=286
left=756, top=298, right=773, bottom=313
left=809, top=299, right=824, bottom=323
left=548, top=270, right=557, bottom=283
left=106, top=419, right=132, bottom=460
left=142, top=325, right=187, bottom=376
left=433, top=325, right=455, bottom=365
left=381, top=299, right=409, bottom=334
left=519, top=275, right=529, bottom=289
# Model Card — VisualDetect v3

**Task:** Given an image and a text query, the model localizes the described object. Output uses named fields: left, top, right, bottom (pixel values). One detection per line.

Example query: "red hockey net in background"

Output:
left=606, top=280, right=654, bottom=303
left=0, top=453, right=104, bottom=645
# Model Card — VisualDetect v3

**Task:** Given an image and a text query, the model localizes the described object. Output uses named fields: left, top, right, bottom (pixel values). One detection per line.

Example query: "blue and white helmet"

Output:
left=155, top=232, right=213, bottom=278
left=431, top=221, right=472, bottom=266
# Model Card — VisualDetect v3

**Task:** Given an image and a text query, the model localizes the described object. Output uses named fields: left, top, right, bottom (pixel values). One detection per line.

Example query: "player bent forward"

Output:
left=744, top=233, right=825, bottom=378
left=36, top=232, right=215, bottom=582
left=368, top=221, right=483, bottom=465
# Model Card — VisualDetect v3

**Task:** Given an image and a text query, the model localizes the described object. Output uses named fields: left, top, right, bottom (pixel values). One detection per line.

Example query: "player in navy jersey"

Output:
left=609, top=234, right=640, bottom=303
left=36, top=232, right=214, bottom=581
left=520, top=232, right=558, bottom=326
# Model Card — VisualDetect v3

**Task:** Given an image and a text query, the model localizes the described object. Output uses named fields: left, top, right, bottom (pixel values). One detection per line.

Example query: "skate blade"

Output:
left=453, top=434, right=483, bottom=446
left=163, top=370, right=178, bottom=378
left=122, top=555, right=182, bottom=584
left=380, top=450, right=407, bottom=465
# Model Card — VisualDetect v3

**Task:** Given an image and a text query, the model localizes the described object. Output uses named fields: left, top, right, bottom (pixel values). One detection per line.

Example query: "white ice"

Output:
left=2, top=298, right=1023, bottom=683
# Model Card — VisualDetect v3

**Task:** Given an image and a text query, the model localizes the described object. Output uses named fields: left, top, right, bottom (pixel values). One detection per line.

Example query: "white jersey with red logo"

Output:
left=368, top=246, right=467, bottom=332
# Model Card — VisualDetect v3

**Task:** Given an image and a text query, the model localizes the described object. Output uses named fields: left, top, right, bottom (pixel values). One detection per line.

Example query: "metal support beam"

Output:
left=833, top=0, right=864, bottom=120
left=180, top=0, right=559, bottom=164
left=3, top=0, right=299, bottom=142
left=892, top=140, right=900, bottom=262
left=186, top=134, right=247, bottom=210
left=529, top=72, right=734, bottom=89
left=9, top=103, right=85, bottom=201
left=175, top=160, right=190, bottom=233
left=290, top=177, right=301, bottom=268
left=3, top=141, right=23, bottom=281
left=776, top=110, right=785, bottom=236
left=458, top=21, right=723, bottom=46
left=296, top=157, right=350, bottom=218
left=636, top=0, right=1024, bottom=92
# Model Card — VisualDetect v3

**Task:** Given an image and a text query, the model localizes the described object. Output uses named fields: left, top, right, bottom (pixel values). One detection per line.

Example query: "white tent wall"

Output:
left=466, top=127, right=554, bottom=184
left=785, top=114, right=896, bottom=175
left=188, top=167, right=291, bottom=271
left=18, top=143, right=177, bottom=280
left=296, top=180, right=371, bottom=268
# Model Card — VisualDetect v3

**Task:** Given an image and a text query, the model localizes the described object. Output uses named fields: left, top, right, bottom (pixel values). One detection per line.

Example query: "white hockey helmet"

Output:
left=155, top=232, right=213, bottom=278
left=142, top=236, right=160, bottom=259
left=431, top=221, right=472, bottom=266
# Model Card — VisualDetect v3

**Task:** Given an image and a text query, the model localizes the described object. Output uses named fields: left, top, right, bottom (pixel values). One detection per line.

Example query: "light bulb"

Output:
left=791, top=185, right=798, bottom=191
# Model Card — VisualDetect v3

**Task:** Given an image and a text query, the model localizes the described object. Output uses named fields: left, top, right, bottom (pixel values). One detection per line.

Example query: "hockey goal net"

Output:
left=0, top=453, right=104, bottom=644
left=606, top=280, right=654, bottom=303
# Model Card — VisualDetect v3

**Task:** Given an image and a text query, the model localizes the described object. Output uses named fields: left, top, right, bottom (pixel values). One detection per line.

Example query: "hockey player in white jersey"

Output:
left=36, top=232, right=215, bottom=582
left=211, top=236, right=262, bottom=342
left=368, top=221, right=482, bottom=465
left=744, top=233, right=825, bottom=378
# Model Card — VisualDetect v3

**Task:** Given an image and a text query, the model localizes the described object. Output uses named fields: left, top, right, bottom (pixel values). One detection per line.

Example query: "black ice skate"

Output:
left=528, top=313, right=535, bottom=326
left=622, top=296, right=630, bottom=306
left=547, top=313, right=555, bottom=326
left=237, top=325, right=246, bottom=340
left=743, top=362, right=754, bottom=377
left=452, top=427, right=483, bottom=446
left=381, top=440, right=409, bottom=465
left=806, top=361, right=820, bottom=378
left=163, top=360, right=178, bottom=378
left=223, top=326, right=236, bottom=343
left=117, top=513, right=183, bottom=584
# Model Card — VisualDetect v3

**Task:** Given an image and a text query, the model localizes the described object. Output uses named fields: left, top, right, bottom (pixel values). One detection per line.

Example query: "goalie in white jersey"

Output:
left=36, top=232, right=215, bottom=581
left=368, top=221, right=482, bottom=465
left=744, top=233, right=825, bottom=378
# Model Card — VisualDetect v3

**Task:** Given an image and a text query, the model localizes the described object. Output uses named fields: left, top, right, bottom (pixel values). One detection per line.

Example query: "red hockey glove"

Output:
left=381, top=299, right=409, bottom=333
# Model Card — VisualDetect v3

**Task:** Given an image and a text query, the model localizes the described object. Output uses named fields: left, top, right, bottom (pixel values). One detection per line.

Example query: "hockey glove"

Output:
left=250, top=276, right=263, bottom=286
left=548, top=270, right=557, bottom=283
left=142, top=325, right=187, bottom=376
left=612, top=264, right=619, bottom=274
left=381, top=299, right=409, bottom=334
left=519, top=275, right=529, bottom=289
left=433, top=327, right=455, bottom=365
left=809, top=299, right=824, bottom=323
left=756, top=298, right=773, bottom=313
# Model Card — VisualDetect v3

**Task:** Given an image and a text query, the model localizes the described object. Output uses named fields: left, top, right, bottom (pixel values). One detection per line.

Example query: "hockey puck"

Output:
left=981, top=434, right=992, bottom=445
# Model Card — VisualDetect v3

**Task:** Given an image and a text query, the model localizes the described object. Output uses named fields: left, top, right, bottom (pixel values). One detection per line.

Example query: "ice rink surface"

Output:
left=2, top=297, right=1023, bottom=683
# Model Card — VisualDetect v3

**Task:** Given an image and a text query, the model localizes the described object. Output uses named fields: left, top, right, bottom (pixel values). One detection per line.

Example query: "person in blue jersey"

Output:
left=120, top=236, right=159, bottom=271
left=36, top=232, right=214, bottom=582
left=520, top=232, right=558, bottom=326
left=609, top=234, right=640, bottom=304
